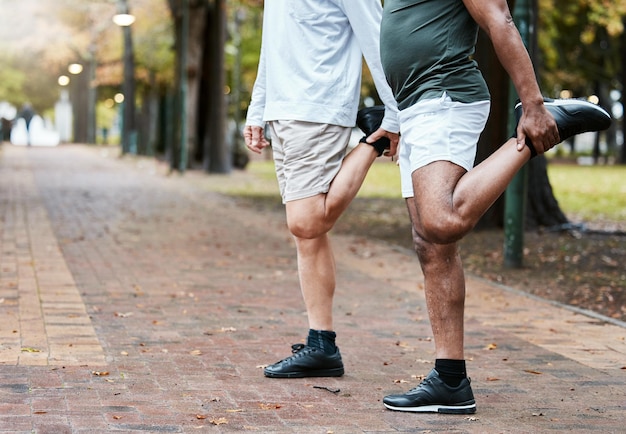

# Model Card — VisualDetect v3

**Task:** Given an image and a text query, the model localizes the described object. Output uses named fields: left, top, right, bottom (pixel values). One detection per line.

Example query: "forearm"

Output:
left=488, top=20, right=544, bottom=107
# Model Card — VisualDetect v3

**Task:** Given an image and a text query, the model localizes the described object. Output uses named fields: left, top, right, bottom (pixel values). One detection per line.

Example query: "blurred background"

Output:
left=0, top=0, right=624, bottom=171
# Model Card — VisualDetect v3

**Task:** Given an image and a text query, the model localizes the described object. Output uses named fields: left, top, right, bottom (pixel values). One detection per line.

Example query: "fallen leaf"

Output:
left=204, top=327, right=237, bottom=335
left=225, top=409, right=243, bottom=413
left=209, top=417, right=228, bottom=425
left=189, top=350, right=202, bottom=356
left=393, top=379, right=409, bottom=384
left=524, top=370, right=543, bottom=375
left=196, top=414, right=207, bottom=420
left=113, top=415, right=122, bottom=420
left=114, top=312, right=133, bottom=318
left=259, top=403, right=282, bottom=410
left=21, top=347, right=41, bottom=353
left=92, top=371, right=110, bottom=376
left=486, top=343, right=497, bottom=350
left=486, top=377, right=500, bottom=381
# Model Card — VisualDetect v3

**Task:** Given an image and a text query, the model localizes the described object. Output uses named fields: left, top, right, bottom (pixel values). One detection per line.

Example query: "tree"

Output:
left=167, top=0, right=231, bottom=173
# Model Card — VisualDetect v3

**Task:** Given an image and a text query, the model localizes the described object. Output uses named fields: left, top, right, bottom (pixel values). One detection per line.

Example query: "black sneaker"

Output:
left=264, top=344, right=344, bottom=378
left=515, top=98, right=611, bottom=157
left=383, top=369, right=476, bottom=414
left=356, top=105, right=390, bottom=156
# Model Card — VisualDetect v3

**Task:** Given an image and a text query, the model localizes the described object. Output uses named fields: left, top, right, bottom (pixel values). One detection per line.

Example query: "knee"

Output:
left=417, top=214, right=472, bottom=245
left=287, top=218, right=326, bottom=240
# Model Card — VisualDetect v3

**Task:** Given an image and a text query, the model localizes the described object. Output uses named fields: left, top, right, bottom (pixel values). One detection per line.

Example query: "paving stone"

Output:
left=0, top=144, right=624, bottom=432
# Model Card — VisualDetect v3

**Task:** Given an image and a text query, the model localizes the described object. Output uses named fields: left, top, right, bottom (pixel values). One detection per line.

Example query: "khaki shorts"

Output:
left=398, top=92, right=490, bottom=198
left=269, top=120, right=352, bottom=203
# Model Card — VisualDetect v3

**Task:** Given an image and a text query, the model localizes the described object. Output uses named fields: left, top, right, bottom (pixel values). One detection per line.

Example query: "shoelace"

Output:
left=407, top=376, right=432, bottom=393
left=291, top=343, right=306, bottom=354
left=274, top=343, right=313, bottom=364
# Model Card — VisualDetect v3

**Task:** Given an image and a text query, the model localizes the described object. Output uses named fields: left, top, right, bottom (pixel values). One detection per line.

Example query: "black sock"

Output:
left=306, top=329, right=337, bottom=355
left=435, top=359, right=467, bottom=388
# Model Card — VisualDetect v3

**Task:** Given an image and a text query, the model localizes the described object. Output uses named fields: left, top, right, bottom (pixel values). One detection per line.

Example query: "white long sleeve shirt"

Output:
left=245, top=0, right=399, bottom=133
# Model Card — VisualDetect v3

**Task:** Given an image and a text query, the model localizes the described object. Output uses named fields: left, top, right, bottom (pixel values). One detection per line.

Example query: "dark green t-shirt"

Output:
left=381, top=0, right=490, bottom=110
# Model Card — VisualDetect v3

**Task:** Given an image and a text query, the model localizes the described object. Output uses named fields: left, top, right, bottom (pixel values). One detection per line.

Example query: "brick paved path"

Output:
left=0, top=144, right=624, bottom=433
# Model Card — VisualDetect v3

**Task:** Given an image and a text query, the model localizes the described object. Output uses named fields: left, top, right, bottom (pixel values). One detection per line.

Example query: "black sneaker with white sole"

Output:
left=515, top=98, right=611, bottom=157
left=263, top=344, right=344, bottom=378
left=383, top=369, right=477, bottom=414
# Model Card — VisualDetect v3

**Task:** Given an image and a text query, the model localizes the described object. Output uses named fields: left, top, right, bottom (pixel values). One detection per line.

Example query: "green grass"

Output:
left=239, top=160, right=625, bottom=221
left=548, top=164, right=626, bottom=221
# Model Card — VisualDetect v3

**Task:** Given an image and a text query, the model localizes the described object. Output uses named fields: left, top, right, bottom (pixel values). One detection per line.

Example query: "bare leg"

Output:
left=406, top=138, right=531, bottom=358
left=407, top=216, right=466, bottom=359
left=286, top=142, right=378, bottom=329
left=412, top=139, right=531, bottom=244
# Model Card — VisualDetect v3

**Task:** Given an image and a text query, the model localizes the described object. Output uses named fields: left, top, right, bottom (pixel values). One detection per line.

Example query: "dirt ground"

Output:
left=336, top=198, right=626, bottom=323
left=234, top=194, right=626, bottom=323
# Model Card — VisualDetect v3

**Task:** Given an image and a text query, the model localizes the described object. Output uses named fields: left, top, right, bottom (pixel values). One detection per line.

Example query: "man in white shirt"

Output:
left=244, top=0, right=399, bottom=378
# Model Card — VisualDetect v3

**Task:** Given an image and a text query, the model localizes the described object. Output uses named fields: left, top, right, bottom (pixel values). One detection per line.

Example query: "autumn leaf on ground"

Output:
left=92, top=371, right=110, bottom=376
left=259, top=403, right=282, bottom=410
left=189, top=350, right=202, bottom=356
left=204, top=327, right=237, bottom=335
left=393, top=379, right=409, bottom=384
left=524, top=369, right=543, bottom=375
left=485, top=343, right=497, bottom=350
left=209, top=417, right=228, bottom=425
left=114, top=312, right=133, bottom=318
left=21, top=347, right=41, bottom=353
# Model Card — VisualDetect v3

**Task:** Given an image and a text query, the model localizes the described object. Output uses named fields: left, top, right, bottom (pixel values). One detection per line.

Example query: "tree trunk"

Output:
left=526, top=156, right=568, bottom=228
left=621, top=16, right=626, bottom=165
left=185, top=2, right=207, bottom=167
left=201, top=0, right=230, bottom=173
left=473, top=30, right=509, bottom=230
left=71, top=68, right=89, bottom=143
left=473, top=0, right=569, bottom=230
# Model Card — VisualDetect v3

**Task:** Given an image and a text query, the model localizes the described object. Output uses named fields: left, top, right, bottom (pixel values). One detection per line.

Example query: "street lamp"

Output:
left=113, top=0, right=137, bottom=154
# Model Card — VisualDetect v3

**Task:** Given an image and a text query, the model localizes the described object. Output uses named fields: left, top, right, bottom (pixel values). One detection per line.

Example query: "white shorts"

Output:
left=269, top=120, right=352, bottom=203
left=398, top=93, right=490, bottom=198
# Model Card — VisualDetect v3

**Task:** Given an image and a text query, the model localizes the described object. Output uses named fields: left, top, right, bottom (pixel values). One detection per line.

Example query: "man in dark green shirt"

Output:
left=380, top=0, right=611, bottom=414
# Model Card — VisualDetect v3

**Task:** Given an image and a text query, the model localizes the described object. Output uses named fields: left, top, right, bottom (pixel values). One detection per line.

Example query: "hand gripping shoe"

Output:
left=515, top=98, right=611, bottom=158
left=264, top=344, right=344, bottom=378
left=356, top=105, right=390, bottom=156
left=383, top=369, right=477, bottom=414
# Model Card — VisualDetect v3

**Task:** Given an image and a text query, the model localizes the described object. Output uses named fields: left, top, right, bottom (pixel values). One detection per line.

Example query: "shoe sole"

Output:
left=264, top=367, right=344, bottom=378
left=383, top=402, right=477, bottom=414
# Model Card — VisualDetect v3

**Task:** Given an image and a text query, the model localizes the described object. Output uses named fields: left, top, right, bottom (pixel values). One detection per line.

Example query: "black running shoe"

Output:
left=515, top=98, right=611, bottom=157
left=383, top=369, right=476, bottom=414
left=264, top=344, right=344, bottom=378
left=356, top=105, right=390, bottom=156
